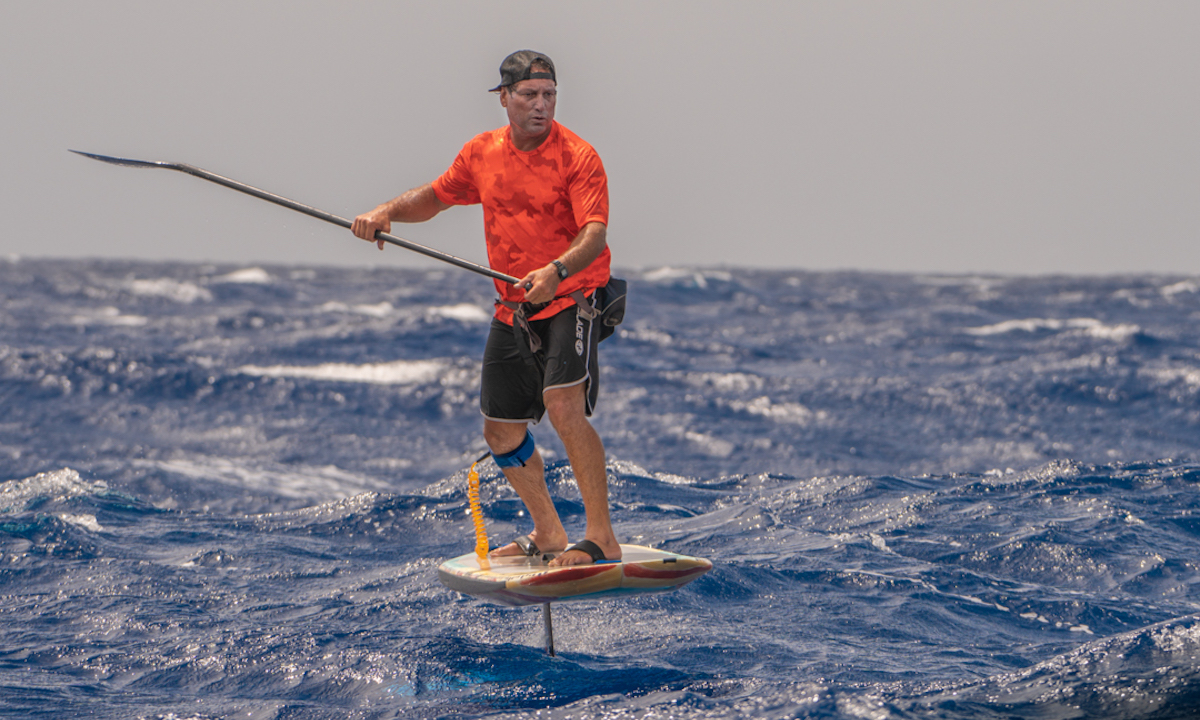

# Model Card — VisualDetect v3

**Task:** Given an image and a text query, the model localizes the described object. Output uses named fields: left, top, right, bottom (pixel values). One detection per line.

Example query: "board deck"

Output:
left=437, top=544, right=712, bottom=607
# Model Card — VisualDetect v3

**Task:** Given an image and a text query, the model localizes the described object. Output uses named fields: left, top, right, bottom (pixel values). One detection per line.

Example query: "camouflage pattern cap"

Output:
left=489, top=50, right=556, bottom=92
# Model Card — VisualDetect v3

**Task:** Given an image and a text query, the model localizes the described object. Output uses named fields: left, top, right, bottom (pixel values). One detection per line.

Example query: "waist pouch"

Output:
left=594, top=276, right=627, bottom=341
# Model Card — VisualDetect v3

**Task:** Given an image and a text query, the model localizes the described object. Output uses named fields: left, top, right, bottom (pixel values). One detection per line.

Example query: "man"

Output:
left=351, top=50, right=620, bottom=567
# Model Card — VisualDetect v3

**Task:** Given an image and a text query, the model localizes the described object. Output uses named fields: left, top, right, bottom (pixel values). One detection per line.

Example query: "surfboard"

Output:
left=437, top=544, right=712, bottom=607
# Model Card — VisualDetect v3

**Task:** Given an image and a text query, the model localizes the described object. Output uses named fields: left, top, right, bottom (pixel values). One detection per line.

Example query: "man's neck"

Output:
left=509, top=123, right=552, bottom=152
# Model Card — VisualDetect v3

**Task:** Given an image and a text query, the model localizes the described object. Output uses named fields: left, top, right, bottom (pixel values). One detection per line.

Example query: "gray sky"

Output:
left=3, top=1, right=1197, bottom=275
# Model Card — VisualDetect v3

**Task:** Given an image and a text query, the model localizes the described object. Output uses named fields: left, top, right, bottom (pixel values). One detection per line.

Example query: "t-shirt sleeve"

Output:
left=431, top=142, right=481, bottom=206
left=568, top=146, right=609, bottom=229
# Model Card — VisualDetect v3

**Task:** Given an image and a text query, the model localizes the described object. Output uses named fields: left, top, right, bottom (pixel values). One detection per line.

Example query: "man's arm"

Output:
left=351, top=183, right=451, bottom=250
left=519, top=221, right=607, bottom=303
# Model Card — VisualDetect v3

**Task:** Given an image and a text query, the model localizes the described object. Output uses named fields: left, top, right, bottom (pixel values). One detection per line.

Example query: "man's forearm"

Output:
left=557, top=222, right=607, bottom=276
left=517, top=222, right=608, bottom=303
left=380, top=183, right=450, bottom=223
left=352, top=183, right=450, bottom=247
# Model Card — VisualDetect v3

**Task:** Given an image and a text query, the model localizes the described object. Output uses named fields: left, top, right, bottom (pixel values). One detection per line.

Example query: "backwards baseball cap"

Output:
left=489, top=50, right=556, bottom=92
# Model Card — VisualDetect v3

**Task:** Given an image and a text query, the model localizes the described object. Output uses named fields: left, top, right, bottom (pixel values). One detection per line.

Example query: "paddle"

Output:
left=70, top=150, right=520, bottom=285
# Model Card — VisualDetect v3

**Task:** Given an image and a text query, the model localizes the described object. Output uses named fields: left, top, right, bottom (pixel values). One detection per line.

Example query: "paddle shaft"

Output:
left=70, top=151, right=520, bottom=285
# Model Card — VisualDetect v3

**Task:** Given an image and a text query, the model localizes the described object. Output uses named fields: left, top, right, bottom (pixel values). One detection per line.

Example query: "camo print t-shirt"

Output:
left=432, top=121, right=610, bottom=325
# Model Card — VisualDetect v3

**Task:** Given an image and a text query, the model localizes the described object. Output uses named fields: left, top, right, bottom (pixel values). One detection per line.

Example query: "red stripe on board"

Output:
left=623, top=564, right=708, bottom=580
left=520, top=565, right=614, bottom=586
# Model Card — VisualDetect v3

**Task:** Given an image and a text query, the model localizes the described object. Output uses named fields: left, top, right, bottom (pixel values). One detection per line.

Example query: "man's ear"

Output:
left=499, top=87, right=509, bottom=108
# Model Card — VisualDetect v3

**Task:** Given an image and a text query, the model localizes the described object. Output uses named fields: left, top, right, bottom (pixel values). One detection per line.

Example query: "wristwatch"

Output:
left=552, top=260, right=569, bottom=280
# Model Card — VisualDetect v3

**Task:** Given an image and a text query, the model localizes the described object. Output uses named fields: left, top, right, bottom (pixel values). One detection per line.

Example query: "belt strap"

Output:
left=496, top=290, right=598, bottom=323
left=496, top=290, right=598, bottom=360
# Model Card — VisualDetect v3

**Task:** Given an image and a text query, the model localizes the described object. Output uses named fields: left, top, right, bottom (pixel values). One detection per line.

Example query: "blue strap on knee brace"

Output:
left=492, top=430, right=535, bottom=468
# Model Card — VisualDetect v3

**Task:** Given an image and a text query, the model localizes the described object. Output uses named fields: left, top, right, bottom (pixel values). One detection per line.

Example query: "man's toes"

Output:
left=488, top=542, right=523, bottom=558
left=548, top=549, right=586, bottom=567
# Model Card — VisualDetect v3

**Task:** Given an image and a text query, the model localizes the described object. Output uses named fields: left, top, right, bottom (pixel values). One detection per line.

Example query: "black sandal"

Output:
left=563, top=539, right=607, bottom=563
left=512, top=535, right=540, bottom=557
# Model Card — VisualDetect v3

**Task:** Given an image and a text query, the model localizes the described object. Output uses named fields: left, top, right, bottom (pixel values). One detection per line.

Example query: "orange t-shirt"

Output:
left=432, top=121, right=611, bottom=324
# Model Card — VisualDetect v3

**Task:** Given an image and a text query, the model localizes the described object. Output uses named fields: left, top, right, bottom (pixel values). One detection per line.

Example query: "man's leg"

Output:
left=543, top=382, right=621, bottom=566
left=484, top=419, right=568, bottom=557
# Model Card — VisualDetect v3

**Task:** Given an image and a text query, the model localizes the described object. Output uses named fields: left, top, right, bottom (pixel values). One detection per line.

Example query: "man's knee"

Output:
left=483, top=420, right=529, bottom=453
left=491, top=429, right=536, bottom=468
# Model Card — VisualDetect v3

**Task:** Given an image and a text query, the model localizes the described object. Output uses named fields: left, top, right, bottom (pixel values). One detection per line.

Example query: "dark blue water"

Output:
left=2, top=258, right=1199, bottom=719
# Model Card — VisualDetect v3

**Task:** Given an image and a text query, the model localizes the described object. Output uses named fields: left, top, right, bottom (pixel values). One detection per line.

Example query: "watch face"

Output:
left=555, top=261, right=568, bottom=279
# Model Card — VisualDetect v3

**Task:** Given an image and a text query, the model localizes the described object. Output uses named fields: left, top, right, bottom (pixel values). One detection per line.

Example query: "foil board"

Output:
left=437, top=544, right=712, bottom=607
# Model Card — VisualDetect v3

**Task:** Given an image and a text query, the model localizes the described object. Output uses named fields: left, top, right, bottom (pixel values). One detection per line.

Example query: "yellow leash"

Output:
left=467, top=452, right=491, bottom=560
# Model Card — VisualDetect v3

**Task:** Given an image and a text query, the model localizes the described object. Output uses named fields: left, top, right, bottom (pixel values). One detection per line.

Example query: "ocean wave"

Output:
left=7, top=260, right=1200, bottom=719
left=130, top=456, right=396, bottom=501
left=899, top=614, right=1200, bottom=719
left=1161, top=279, right=1200, bottom=298
left=68, top=306, right=148, bottom=327
left=213, top=267, right=273, bottom=284
left=427, top=303, right=491, bottom=322
left=318, top=300, right=396, bottom=317
left=1139, top=364, right=1200, bottom=391
left=720, top=396, right=823, bottom=425
left=641, top=267, right=735, bottom=288
left=966, top=317, right=1141, bottom=341
left=235, top=358, right=471, bottom=386
left=124, top=277, right=213, bottom=303
left=0, top=467, right=109, bottom=514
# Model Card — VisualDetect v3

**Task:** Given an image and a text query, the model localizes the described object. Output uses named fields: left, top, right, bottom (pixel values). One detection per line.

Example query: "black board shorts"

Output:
left=481, top=300, right=601, bottom=424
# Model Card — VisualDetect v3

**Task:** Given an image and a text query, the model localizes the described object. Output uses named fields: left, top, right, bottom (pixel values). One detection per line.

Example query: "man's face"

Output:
left=501, top=78, right=557, bottom=141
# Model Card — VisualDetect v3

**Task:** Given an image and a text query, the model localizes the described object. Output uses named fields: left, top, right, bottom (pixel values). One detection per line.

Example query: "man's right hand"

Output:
left=351, top=207, right=392, bottom=250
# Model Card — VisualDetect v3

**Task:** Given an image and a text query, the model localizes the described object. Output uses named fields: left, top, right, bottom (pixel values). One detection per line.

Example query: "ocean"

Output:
left=1, top=258, right=1198, bottom=719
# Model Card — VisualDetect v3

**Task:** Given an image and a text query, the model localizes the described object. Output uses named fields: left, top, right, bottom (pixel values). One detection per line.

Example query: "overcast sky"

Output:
left=3, top=1, right=1197, bottom=275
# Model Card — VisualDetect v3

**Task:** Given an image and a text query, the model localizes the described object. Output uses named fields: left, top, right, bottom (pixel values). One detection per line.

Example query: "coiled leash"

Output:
left=467, top=452, right=492, bottom=560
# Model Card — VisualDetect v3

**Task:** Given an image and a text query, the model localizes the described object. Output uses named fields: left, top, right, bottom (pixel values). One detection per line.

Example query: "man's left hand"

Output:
left=518, top=264, right=562, bottom=304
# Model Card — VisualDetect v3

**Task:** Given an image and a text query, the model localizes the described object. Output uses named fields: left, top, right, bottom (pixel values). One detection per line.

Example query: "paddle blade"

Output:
left=69, top=150, right=167, bottom=169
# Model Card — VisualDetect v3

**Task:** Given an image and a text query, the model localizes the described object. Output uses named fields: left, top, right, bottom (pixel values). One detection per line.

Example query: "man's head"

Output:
left=493, top=50, right=557, bottom=147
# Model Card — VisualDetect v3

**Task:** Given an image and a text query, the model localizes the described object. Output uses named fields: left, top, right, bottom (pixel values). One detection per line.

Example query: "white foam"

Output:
left=125, top=278, right=212, bottom=303
left=966, top=317, right=1140, bottom=341
left=427, top=303, right=490, bottom=322
left=59, top=513, right=103, bottom=531
left=134, top=458, right=393, bottom=500
left=678, top=371, right=764, bottom=393
left=642, top=267, right=731, bottom=288
left=1139, top=365, right=1200, bottom=390
left=642, top=267, right=693, bottom=282
left=683, top=430, right=735, bottom=458
left=70, top=306, right=148, bottom=326
left=214, top=267, right=272, bottom=284
left=317, top=300, right=401, bottom=318
left=726, top=396, right=821, bottom=425
left=625, top=328, right=673, bottom=346
left=351, top=302, right=394, bottom=318
left=1161, top=280, right=1200, bottom=298
left=0, top=468, right=107, bottom=513
left=236, top=358, right=448, bottom=385
left=1080, top=321, right=1141, bottom=341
